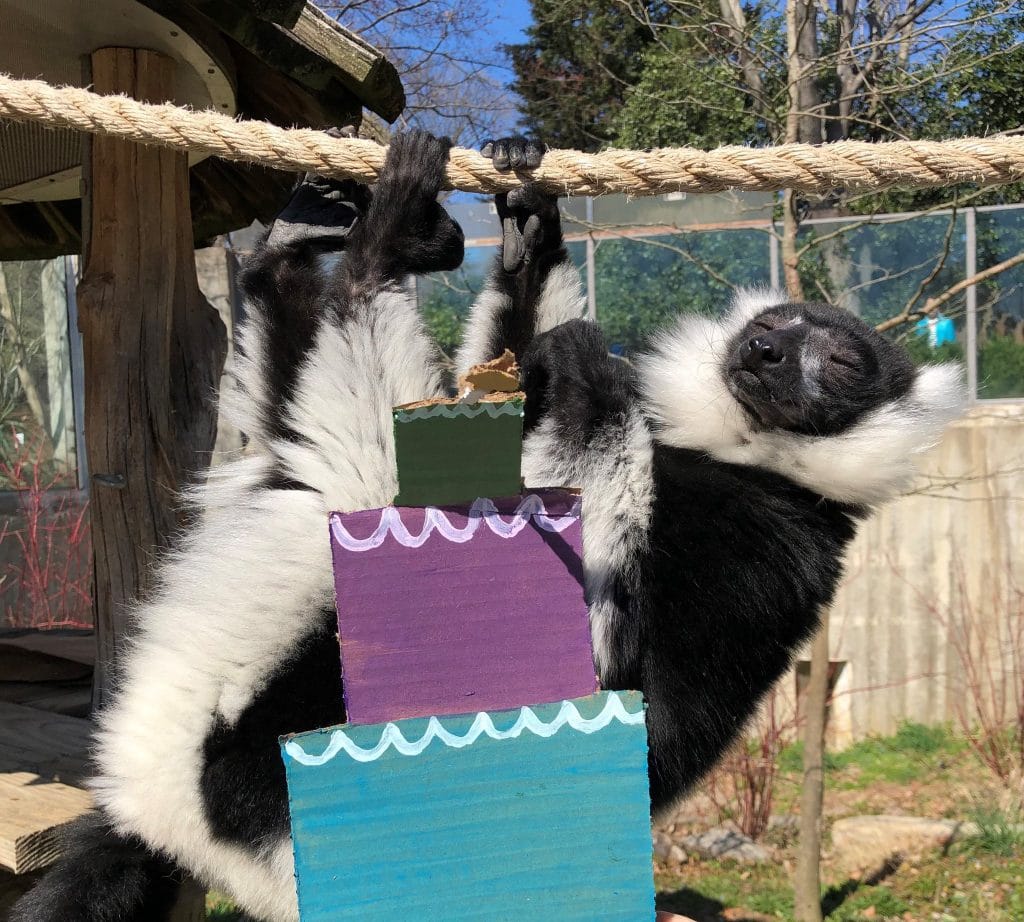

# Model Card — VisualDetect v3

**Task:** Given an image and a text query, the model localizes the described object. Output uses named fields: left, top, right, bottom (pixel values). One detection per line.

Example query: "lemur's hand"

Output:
left=372, top=130, right=465, bottom=273
left=481, top=137, right=561, bottom=273
left=267, top=126, right=371, bottom=249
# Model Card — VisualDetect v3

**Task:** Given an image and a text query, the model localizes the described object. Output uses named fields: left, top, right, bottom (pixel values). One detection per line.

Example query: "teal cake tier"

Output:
left=281, top=691, right=656, bottom=921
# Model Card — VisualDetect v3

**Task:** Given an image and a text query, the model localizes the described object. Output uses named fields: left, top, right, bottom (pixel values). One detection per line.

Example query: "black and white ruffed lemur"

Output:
left=13, top=134, right=963, bottom=922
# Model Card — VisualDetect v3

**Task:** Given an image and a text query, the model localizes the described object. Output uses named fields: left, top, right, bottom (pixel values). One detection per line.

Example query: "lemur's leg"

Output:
left=8, top=813, right=189, bottom=922
left=228, top=128, right=371, bottom=451
left=455, top=137, right=586, bottom=375
left=518, top=321, right=655, bottom=691
left=463, top=142, right=656, bottom=712
left=15, top=132, right=463, bottom=922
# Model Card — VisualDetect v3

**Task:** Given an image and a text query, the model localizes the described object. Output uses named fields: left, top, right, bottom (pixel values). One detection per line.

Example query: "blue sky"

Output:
left=493, top=0, right=534, bottom=47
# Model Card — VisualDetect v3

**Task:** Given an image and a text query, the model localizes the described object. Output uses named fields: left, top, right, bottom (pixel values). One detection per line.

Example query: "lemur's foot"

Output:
left=267, top=126, right=371, bottom=249
left=481, top=137, right=560, bottom=273
left=372, top=130, right=465, bottom=274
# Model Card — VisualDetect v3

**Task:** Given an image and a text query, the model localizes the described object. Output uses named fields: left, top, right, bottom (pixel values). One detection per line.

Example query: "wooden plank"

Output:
left=0, top=644, right=91, bottom=683
left=392, top=397, right=524, bottom=507
left=281, top=691, right=656, bottom=921
left=247, top=0, right=308, bottom=28
left=154, top=0, right=405, bottom=120
left=290, top=5, right=378, bottom=80
left=0, top=632, right=95, bottom=667
left=330, top=491, right=596, bottom=725
left=0, top=702, right=93, bottom=874
left=0, top=683, right=92, bottom=718
left=0, top=774, right=92, bottom=874
left=80, top=48, right=227, bottom=706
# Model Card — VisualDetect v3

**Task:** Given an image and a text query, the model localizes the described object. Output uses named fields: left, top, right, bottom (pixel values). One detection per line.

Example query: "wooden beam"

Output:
left=0, top=774, right=93, bottom=874
left=143, top=0, right=405, bottom=120
left=79, top=48, right=226, bottom=708
left=248, top=0, right=309, bottom=28
left=76, top=49, right=222, bottom=919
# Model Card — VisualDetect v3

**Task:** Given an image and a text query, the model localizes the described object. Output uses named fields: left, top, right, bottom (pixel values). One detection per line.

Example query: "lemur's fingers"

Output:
left=379, top=130, right=454, bottom=200
left=502, top=216, right=526, bottom=273
left=495, top=180, right=561, bottom=273
left=505, top=184, right=560, bottom=220
left=481, top=137, right=546, bottom=173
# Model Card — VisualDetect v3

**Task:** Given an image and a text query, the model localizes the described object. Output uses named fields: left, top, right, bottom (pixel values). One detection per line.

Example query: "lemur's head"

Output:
left=638, top=289, right=965, bottom=505
left=725, top=300, right=915, bottom=436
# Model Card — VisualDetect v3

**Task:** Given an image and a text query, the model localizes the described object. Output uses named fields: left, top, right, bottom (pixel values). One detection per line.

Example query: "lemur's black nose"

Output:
left=741, top=335, right=783, bottom=370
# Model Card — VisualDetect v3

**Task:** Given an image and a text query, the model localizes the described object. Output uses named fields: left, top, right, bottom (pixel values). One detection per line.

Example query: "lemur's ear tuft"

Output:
left=728, top=287, right=790, bottom=325
left=910, top=362, right=968, bottom=433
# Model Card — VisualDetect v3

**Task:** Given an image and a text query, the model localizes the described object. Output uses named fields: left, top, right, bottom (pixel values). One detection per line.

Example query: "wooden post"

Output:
left=78, top=46, right=227, bottom=705
left=794, top=618, right=829, bottom=922
left=78, top=47, right=225, bottom=919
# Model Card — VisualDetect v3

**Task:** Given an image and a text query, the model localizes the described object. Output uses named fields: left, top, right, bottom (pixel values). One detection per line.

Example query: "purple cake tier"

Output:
left=329, top=491, right=598, bottom=725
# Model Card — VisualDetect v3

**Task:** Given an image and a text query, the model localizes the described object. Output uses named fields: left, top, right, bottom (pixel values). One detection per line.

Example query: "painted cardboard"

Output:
left=392, top=397, right=523, bottom=506
left=281, top=691, right=656, bottom=921
left=329, top=491, right=598, bottom=725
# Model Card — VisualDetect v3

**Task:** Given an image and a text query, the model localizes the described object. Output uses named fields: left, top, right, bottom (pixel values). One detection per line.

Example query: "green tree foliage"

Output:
left=506, top=0, right=662, bottom=150
left=613, top=40, right=757, bottom=150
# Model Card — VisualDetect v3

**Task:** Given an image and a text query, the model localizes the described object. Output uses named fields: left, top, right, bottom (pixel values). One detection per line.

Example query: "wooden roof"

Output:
left=0, top=0, right=404, bottom=259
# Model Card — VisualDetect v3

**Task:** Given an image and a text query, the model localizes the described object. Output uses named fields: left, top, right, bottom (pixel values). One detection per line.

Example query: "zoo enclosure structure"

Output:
left=420, top=195, right=1024, bottom=403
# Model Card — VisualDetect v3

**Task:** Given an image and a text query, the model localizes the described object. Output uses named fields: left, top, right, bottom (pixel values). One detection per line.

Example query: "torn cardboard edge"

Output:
left=458, top=349, right=519, bottom=397
left=395, top=392, right=525, bottom=412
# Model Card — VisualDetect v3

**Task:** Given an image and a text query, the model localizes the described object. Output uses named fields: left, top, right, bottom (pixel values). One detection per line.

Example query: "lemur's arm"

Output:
left=455, top=138, right=586, bottom=375
left=226, top=131, right=461, bottom=504
left=231, top=129, right=371, bottom=449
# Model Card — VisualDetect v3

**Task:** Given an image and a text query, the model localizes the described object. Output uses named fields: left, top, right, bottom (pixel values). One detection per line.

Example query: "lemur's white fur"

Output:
left=521, top=282, right=963, bottom=674
left=455, top=260, right=587, bottom=375
left=92, top=287, right=443, bottom=922
left=637, top=287, right=966, bottom=505
left=523, top=413, right=654, bottom=676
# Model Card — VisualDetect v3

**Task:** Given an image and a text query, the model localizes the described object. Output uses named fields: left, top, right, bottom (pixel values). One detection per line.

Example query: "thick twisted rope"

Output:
left=3, top=73, right=1024, bottom=196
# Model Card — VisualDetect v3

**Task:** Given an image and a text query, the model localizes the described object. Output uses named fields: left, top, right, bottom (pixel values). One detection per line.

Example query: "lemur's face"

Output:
left=725, top=302, right=916, bottom=436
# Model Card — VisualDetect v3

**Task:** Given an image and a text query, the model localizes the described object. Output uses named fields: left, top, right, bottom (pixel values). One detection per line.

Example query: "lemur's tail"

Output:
left=11, top=811, right=185, bottom=922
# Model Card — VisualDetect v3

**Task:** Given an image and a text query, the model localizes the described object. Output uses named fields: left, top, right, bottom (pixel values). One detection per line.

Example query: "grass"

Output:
left=653, top=722, right=1021, bottom=922
left=966, top=806, right=1024, bottom=857
left=655, top=838, right=1024, bottom=921
left=206, top=891, right=247, bottom=921
left=778, top=722, right=965, bottom=790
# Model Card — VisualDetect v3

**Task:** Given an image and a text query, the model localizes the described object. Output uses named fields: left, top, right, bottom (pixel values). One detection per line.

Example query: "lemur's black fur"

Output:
left=13, top=133, right=960, bottom=922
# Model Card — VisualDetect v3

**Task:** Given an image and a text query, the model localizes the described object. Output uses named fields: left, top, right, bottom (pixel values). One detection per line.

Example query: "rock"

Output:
left=679, top=827, right=770, bottom=864
left=652, top=831, right=687, bottom=865
left=667, top=844, right=687, bottom=865
left=830, top=815, right=963, bottom=877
